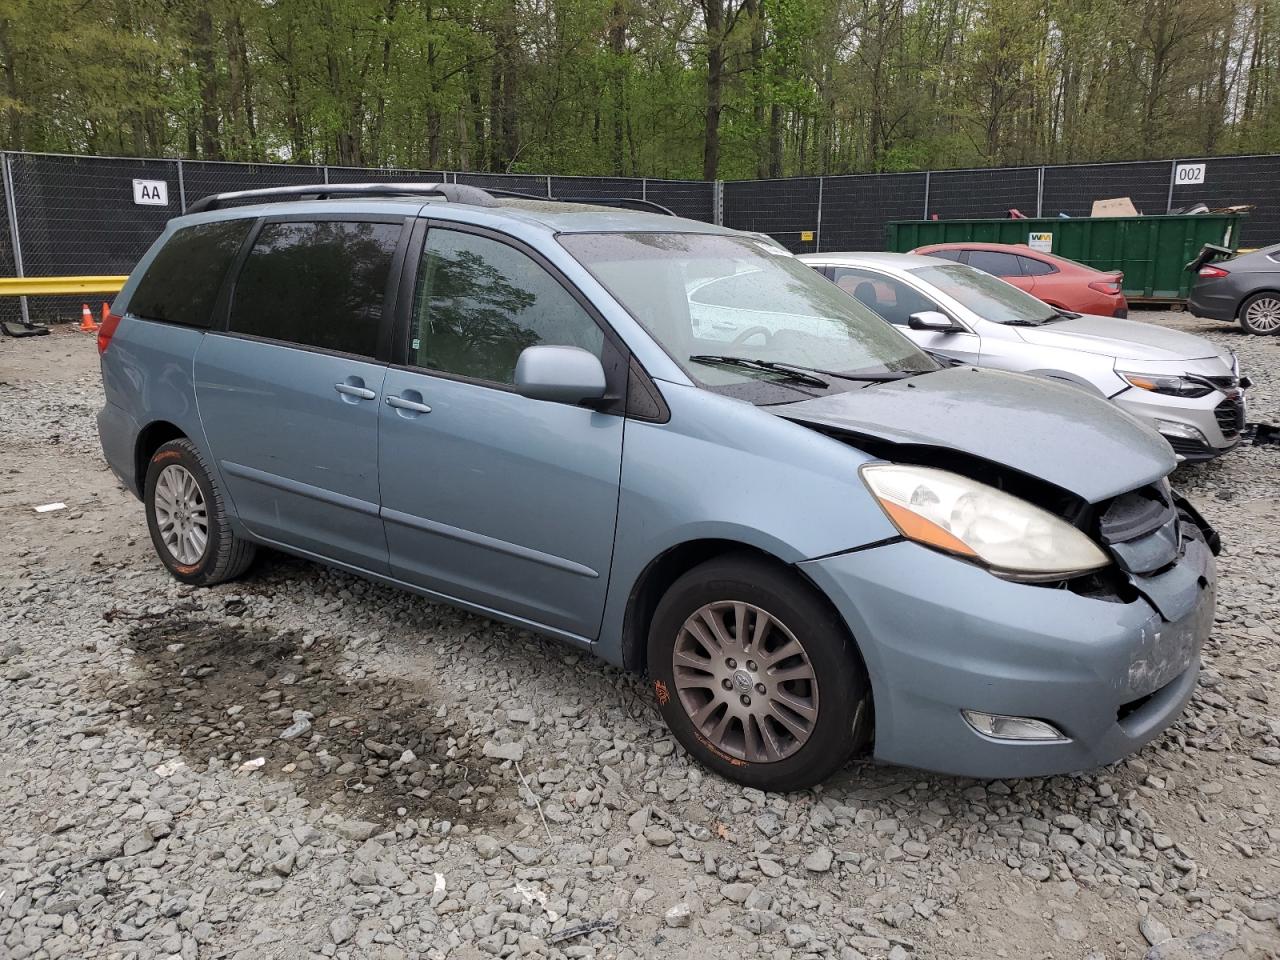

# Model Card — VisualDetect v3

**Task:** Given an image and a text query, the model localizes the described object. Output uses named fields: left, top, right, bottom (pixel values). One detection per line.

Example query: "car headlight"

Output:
left=861, top=464, right=1110, bottom=581
left=1118, top=371, right=1213, bottom=398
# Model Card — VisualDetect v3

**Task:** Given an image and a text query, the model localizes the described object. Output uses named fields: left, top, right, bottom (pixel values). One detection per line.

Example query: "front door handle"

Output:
left=335, top=382, right=376, bottom=400
left=387, top=394, right=432, bottom=414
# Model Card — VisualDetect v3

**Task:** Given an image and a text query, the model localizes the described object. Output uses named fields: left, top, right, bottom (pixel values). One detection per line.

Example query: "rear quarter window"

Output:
left=128, top=219, right=254, bottom=328
left=1017, top=255, right=1056, bottom=276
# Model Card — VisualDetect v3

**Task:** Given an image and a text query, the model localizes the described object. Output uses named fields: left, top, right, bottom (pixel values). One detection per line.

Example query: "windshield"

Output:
left=559, top=232, right=935, bottom=401
left=910, top=262, right=1059, bottom=325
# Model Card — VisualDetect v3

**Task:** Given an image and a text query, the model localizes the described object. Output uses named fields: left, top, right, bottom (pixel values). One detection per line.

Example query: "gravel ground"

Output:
left=1, top=310, right=1278, bottom=960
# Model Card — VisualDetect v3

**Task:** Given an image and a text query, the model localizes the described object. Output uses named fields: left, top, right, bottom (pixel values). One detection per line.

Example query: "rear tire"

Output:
left=647, top=554, right=870, bottom=791
left=1238, top=292, right=1280, bottom=335
left=144, top=438, right=255, bottom=586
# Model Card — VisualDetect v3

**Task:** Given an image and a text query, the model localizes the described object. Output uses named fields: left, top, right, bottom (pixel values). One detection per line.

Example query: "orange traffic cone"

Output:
left=101, top=302, right=110, bottom=325
left=80, top=303, right=99, bottom=333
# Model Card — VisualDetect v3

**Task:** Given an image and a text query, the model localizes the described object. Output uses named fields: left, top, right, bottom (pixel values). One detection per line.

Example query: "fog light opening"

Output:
left=1154, top=420, right=1208, bottom=444
left=962, top=710, right=1068, bottom=742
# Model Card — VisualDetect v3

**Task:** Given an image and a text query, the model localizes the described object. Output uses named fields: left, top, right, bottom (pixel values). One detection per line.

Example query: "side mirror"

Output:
left=514, top=345, right=608, bottom=405
left=908, top=310, right=959, bottom=332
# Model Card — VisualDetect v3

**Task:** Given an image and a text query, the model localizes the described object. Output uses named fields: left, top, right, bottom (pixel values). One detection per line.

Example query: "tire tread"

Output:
left=146, top=438, right=256, bottom=586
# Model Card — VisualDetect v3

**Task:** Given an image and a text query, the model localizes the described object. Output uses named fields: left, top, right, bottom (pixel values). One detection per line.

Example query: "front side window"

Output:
left=559, top=231, right=934, bottom=403
left=410, top=229, right=604, bottom=384
left=229, top=220, right=401, bottom=358
left=831, top=268, right=942, bottom=326
left=910, top=263, right=1058, bottom=325
left=965, top=250, right=1023, bottom=277
left=130, top=219, right=253, bottom=328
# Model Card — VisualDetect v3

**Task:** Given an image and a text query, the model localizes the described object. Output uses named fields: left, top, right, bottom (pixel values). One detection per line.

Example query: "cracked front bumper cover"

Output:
left=800, top=530, right=1214, bottom=779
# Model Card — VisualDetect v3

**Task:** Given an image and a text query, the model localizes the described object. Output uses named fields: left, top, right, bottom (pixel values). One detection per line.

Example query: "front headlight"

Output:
left=861, top=464, right=1110, bottom=581
left=1118, top=371, right=1213, bottom=398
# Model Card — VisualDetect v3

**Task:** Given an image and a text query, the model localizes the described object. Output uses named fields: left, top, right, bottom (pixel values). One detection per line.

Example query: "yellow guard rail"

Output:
left=0, top=275, right=128, bottom=296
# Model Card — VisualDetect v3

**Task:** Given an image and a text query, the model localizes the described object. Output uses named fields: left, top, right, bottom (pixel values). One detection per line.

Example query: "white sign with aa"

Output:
left=132, top=179, right=169, bottom=205
left=1174, top=163, right=1205, bottom=186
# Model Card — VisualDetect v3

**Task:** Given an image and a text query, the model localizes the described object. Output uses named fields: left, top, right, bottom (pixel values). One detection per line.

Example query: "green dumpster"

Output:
left=885, top=214, right=1247, bottom=302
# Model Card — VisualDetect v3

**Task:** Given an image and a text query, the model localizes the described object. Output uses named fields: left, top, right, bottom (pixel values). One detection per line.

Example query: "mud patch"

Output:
left=91, top=616, right=517, bottom=826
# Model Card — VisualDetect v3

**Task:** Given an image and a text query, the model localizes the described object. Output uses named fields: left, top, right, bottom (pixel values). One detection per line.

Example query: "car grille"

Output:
left=1166, top=436, right=1208, bottom=458
left=1214, top=396, right=1245, bottom=439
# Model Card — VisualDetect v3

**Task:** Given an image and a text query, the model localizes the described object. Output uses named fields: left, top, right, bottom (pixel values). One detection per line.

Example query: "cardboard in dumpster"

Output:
left=1091, top=197, right=1139, bottom=217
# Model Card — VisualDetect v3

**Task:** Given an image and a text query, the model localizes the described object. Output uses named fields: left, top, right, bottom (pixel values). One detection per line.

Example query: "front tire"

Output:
left=144, top=438, right=255, bottom=586
left=647, top=554, right=871, bottom=791
left=1239, top=292, right=1280, bottom=335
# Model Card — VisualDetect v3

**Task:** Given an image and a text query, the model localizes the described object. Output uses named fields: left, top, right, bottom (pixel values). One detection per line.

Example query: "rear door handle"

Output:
left=335, top=382, right=376, bottom=400
left=386, top=395, right=432, bottom=414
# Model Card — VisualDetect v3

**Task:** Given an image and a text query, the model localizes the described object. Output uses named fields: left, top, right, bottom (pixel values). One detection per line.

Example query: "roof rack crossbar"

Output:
left=186, top=181, right=502, bottom=214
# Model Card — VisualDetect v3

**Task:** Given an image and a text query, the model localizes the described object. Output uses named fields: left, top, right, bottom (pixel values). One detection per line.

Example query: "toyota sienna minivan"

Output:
left=97, top=183, right=1219, bottom=790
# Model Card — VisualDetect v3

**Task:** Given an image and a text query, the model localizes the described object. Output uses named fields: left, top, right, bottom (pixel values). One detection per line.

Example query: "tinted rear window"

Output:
left=129, top=219, right=252, bottom=328
left=965, top=250, right=1023, bottom=276
left=229, top=220, right=402, bottom=358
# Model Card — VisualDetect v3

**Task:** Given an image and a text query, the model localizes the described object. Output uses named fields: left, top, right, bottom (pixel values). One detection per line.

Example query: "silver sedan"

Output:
left=800, top=252, right=1249, bottom=461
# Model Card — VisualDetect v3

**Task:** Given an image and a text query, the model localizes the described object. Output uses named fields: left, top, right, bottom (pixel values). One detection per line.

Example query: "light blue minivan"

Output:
left=97, top=183, right=1219, bottom=790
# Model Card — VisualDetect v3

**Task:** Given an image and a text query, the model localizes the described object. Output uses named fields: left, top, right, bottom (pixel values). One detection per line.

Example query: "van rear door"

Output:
left=194, top=216, right=408, bottom=574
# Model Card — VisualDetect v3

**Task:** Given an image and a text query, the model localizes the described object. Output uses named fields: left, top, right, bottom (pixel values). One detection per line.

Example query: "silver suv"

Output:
left=97, top=184, right=1218, bottom=790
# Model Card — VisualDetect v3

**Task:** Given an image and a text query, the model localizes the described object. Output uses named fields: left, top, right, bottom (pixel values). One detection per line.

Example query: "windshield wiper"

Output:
left=689, top=355, right=830, bottom=388
left=756, top=360, right=925, bottom=382
left=1042, top=309, right=1079, bottom=323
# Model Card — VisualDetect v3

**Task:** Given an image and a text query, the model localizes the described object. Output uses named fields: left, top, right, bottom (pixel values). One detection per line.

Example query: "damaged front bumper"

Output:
left=799, top=511, right=1216, bottom=779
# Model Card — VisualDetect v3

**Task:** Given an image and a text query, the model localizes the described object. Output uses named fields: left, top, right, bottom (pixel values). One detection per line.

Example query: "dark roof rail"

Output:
left=579, top=197, right=677, bottom=216
left=185, top=181, right=502, bottom=214
left=482, top=188, right=676, bottom=216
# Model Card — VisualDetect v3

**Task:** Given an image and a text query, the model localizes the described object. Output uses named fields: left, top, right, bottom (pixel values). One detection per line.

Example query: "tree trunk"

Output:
left=746, top=0, right=765, bottom=178
left=192, top=5, right=222, bottom=159
left=610, top=1, right=627, bottom=175
left=701, top=0, right=724, bottom=181
left=0, top=19, right=22, bottom=149
left=468, top=68, right=485, bottom=170
left=768, top=103, right=783, bottom=177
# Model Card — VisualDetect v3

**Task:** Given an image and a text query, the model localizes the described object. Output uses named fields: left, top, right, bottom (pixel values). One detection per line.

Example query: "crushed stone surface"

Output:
left=1, top=313, right=1277, bottom=960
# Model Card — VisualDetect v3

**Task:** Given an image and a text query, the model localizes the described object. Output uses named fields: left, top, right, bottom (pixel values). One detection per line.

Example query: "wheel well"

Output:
left=620, top=540, right=778, bottom=672
left=1241, top=288, right=1280, bottom=312
left=134, top=421, right=186, bottom=497
left=620, top=538, right=876, bottom=753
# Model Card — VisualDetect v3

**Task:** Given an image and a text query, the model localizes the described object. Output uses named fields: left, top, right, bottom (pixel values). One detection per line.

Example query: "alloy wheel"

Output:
left=672, top=600, right=819, bottom=763
left=153, top=464, right=209, bottom=565
left=1245, top=296, right=1280, bottom=333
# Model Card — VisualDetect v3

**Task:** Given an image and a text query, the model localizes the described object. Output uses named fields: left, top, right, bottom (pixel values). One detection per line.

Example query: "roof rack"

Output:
left=186, top=181, right=502, bottom=214
left=184, top=180, right=679, bottom=218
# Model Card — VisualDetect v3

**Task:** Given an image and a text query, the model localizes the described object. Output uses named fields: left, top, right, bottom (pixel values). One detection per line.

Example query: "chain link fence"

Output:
left=2, top=150, right=1277, bottom=323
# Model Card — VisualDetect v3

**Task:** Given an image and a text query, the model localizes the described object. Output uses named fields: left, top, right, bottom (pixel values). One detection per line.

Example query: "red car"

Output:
left=911, top=241, right=1128, bottom=318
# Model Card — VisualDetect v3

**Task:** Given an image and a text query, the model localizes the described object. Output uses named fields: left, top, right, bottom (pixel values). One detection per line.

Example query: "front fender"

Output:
left=595, top=382, right=897, bottom=663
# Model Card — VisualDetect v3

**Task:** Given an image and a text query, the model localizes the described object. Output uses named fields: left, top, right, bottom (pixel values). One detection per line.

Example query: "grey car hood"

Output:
left=1013, top=315, right=1226, bottom=362
left=780, top=366, right=1175, bottom=503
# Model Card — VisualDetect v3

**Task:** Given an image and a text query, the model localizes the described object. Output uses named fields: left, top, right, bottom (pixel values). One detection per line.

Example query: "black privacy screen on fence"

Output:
left=1, top=150, right=1278, bottom=323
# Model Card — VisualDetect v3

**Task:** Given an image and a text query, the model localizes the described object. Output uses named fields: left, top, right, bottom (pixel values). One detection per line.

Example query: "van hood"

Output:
left=778, top=366, right=1174, bottom=503
left=1013, top=315, right=1226, bottom=362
